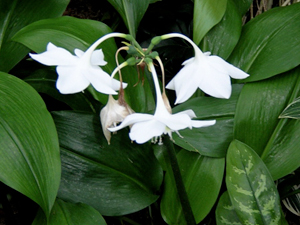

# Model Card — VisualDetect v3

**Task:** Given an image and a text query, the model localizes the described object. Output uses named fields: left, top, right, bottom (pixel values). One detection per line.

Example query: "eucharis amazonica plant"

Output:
left=1, top=0, right=300, bottom=224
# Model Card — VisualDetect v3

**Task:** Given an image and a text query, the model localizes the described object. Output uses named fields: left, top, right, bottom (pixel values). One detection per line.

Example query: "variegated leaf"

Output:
left=216, top=191, right=242, bottom=225
left=226, top=140, right=286, bottom=224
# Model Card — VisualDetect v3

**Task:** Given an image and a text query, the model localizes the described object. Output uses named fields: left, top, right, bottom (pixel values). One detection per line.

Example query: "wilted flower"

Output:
left=164, top=33, right=249, bottom=104
left=108, top=62, right=215, bottom=144
left=100, top=94, right=134, bottom=144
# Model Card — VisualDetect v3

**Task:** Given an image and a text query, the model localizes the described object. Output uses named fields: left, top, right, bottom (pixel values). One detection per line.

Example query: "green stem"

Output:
left=163, top=137, right=196, bottom=225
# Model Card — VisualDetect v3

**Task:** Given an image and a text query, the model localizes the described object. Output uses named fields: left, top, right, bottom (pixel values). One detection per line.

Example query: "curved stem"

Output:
left=161, top=33, right=204, bottom=59
left=155, top=56, right=166, bottom=95
left=115, top=46, right=129, bottom=84
left=111, top=61, right=129, bottom=79
left=82, top=32, right=127, bottom=63
left=148, top=62, right=165, bottom=112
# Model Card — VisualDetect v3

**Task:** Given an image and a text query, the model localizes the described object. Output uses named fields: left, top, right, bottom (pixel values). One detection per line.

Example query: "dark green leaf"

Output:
left=161, top=150, right=225, bottom=224
left=0, top=0, right=69, bottom=72
left=231, top=0, right=253, bottom=16
left=172, top=118, right=233, bottom=157
left=52, top=111, right=163, bottom=216
left=107, top=0, right=150, bottom=37
left=203, top=0, right=242, bottom=59
left=216, top=191, right=242, bottom=225
left=32, top=199, right=106, bottom=225
left=226, top=140, right=284, bottom=224
left=193, top=0, right=227, bottom=45
left=229, top=3, right=300, bottom=82
left=279, top=96, right=300, bottom=119
left=0, top=72, right=60, bottom=217
left=234, top=67, right=300, bottom=179
left=24, top=68, right=98, bottom=113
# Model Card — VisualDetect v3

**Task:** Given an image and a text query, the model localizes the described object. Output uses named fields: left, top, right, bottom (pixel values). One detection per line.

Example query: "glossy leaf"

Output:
left=203, top=0, right=242, bottom=59
left=229, top=3, right=300, bottom=82
left=52, top=111, right=163, bottom=216
left=226, top=140, right=283, bottom=224
left=279, top=96, right=300, bottom=119
left=171, top=84, right=242, bottom=157
left=0, top=0, right=69, bottom=72
left=161, top=150, right=225, bottom=224
left=234, top=67, right=300, bottom=180
left=107, top=0, right=150, bottom=37
left=231, top=0, right=253, bottom=16
left=193, top=0, right=227, bottom=45
left=0, top=72, right=60, bottom=217
left=32, top=199, right=106, bottom=225
left=216, top=191, right=242, bottom=225
left=24, top=68, right=98, bottom=113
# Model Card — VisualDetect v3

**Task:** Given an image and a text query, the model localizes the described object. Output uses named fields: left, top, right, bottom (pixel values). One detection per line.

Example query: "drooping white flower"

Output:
left=29, top=33, right=128, bottom=94
left=100, top=94, right=134, bottom=144
left=164, top=33, right=249, bottom=104
left=108, top=62, right=215, bottom=144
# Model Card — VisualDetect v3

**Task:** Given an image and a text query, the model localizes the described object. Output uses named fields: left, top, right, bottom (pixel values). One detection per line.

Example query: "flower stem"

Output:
left=163, top=137, right=196, bottom=225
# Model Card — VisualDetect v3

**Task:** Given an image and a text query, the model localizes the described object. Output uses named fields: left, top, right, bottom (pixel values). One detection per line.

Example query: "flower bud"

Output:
left=100, top=95, right=134, bottom=144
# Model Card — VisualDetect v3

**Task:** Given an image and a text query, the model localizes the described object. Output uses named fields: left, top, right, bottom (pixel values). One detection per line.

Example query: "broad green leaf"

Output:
left=226, top=140, right=283, bottom=224
left=234, top=67, right=300, bottom=179
left=24, top=68, right=98, bottom=113
left=231, top=0, right=253, bottom=16
left=161, top=150, right=225, bottom=224
left=0, top=0, right=69, bottom=72
left=171, top=84, right=242, bottom=157
left=107, top=0, right=150, bottom=37
left=13, top=16, right=155, bottom=112
left=52, top=111, right=163, bottom=216
left=32, top=199, right=106, bottom=225
left=12, top=17, right=117, bottom=73
left=279, top=96, right=300, bottom=119
left=193, top=0, right=227, bottom=45
left=216, top=191, right=242, bottom=225
left=0, top=72, right=60, bottom=217
left=229, top=3, right=300, bottom=82
left=203, top=0, right=242, bottom=59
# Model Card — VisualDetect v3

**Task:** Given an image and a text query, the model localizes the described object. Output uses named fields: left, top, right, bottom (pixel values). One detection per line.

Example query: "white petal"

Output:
left=161, top=113, right=194, bottom=130
left=30, top=42, right=78, bottom=66
left=74, top=49, right=84, bottom=57
left=198, top=62, right=232, bottom=99
left=91, top=49, right=107, bottom=66
left=191, top=119, right=216, bottom=128
left=166, top=78, right=175, bottom=90
left=181, top=57, right=194, bottom=66
left=208, top=56, right=249, bottom=79
left=56, top=66, right=90, bottom=94
left=84, top=66, right=118, bottom=95
left=111, top=78, right=128, bottom=90
left=108, top=113, right=154, bottom=132
left=173, top=64, right=201, bottom=104
left=177, top=109, right=197, bottom=118
left=129, top=119, right=165, bottom=144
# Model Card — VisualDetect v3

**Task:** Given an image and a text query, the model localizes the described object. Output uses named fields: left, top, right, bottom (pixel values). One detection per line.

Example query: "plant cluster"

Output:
left=1, top=0, right=300, bottom=224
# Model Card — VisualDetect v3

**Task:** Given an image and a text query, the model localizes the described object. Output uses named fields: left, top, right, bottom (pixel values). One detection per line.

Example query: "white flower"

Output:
left=100, top=94, right=134, bottom=144
left=29, top=33, right=128, bottom=94
left=164, top=33, right=249, bottom=104
left=108, top=63, right=215, bottom=144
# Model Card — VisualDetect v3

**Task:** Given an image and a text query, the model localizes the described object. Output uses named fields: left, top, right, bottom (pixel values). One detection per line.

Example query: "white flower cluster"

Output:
left=30, top=33, right=249, bottom=144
